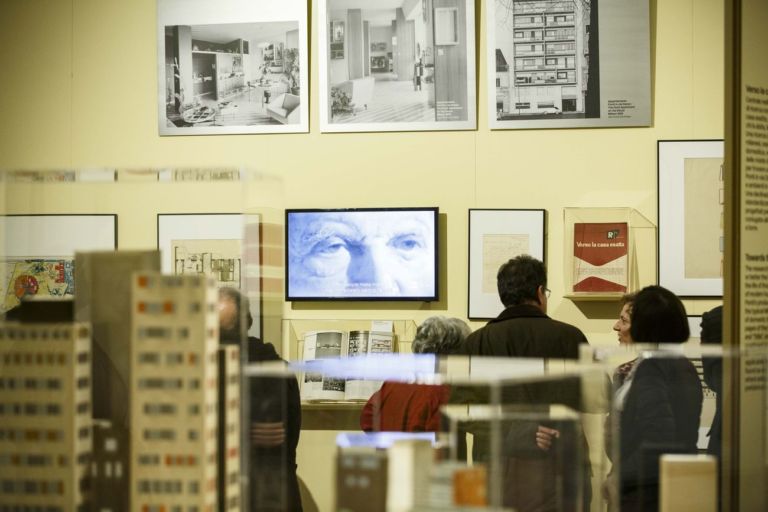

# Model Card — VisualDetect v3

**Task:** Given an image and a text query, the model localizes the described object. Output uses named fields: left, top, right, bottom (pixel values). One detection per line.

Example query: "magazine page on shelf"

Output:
left=301, top=330, right=348, bottom=401
left=345, top=330, right=395, bottom=401
left=572, top=222, right=629, bottom=292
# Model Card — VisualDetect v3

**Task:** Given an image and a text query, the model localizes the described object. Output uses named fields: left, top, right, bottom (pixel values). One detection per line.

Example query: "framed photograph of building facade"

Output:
left=488, top=0, right=651, bottom=129
left=157, top=0, right=308, bottom=135
left=1, top=214, right=117, bottom=313
left=319, top=0, right=477, bottom=133
left=157, top=213, right=261, bottom=336
left=658, top=140, right=725, bottom=297
left=468, top=209, right=546, bottom=319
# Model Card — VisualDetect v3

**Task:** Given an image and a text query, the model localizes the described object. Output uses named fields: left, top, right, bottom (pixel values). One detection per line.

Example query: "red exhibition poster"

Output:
left=573, top=222, right=629, bottom=293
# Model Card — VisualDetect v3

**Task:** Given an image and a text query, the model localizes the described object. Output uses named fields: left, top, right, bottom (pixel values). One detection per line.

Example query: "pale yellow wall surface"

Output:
left=0, top=0, right=725, bottom=510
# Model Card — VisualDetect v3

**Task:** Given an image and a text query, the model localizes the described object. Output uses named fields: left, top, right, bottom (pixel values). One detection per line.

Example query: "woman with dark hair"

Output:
left=612, top=285, right=703, bottom=512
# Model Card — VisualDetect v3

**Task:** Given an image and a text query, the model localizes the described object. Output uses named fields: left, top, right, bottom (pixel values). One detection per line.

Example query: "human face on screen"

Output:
left=288, top=211, right=435, bottom=298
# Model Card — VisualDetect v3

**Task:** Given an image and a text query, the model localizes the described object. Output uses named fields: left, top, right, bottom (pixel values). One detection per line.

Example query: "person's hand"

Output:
left=535, top=425, right=560, bottom=451
left=251, top=421, right=285, bottom=446
left=601, top=472, right=617, bottom=506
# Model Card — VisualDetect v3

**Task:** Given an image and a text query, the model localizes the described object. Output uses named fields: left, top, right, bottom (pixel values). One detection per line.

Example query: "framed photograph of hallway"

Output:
left=157, top=0, right=308, bottom=135
left=487, top=0, right=651, bottom=129
left=319, top=0, right=477, bottom=133
left=468, top=209, right=546, bottom=319
left=658, top=139, right=725, bottom=297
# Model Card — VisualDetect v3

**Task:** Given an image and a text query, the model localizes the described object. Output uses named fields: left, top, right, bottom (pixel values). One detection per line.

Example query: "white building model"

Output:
left=219, top=344, right=241, bottom=511
left=131, top=273, right=220, bottom=512
left=0, top=322, right=92, bottom=511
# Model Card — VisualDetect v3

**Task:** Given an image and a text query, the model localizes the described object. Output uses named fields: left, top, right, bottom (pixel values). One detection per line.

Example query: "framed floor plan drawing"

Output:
left=468, top=209, right=546, bottom=319
left=157, top=213, right=261, bottom=336
left=658, top=139, right=724, bottom=297
left=1, top=214, right=117, bottom=313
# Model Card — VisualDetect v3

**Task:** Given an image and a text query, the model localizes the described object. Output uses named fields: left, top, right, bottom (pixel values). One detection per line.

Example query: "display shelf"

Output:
left=301, top=400, right=366, bottom=410
left=281, top=318, right=417, bottom=361
left=563, top=207, right=656, bottom=301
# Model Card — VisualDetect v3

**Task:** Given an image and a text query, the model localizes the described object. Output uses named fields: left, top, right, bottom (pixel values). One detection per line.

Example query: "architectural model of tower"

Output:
left=91, top=419, right=129, bottom=511
left=218, top=345, right=241, bottom=512
left=0, top=322, right=92, bottom=511
left=131, top=273, right=220, bottom=512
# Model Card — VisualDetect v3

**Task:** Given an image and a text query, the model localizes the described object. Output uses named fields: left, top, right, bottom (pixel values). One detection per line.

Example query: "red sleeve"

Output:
left=423, top=385, right=451, bottom=432
left=360, top=389, right=381, bottom=432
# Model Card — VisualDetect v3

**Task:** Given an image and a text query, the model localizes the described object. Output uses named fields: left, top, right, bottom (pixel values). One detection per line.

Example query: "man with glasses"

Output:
left=459, top=254, right=591, bottom=512
left=461, top=254, right=587, bottom=358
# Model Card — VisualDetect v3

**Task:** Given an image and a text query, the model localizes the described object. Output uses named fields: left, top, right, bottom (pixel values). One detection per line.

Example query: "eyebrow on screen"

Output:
left=300, top=220, right=361, bottom=246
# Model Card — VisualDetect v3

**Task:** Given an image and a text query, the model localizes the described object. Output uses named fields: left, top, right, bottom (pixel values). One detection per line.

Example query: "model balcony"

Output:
left=514, top=20, right=545, bottom=29
left=514, top=1, right=577, bottom=15
left=515, top=63, right=555, bottom=71
left=515, top=49, right=546, bottom=57
left=515, top=35, right=544, bottom=43
left=544, top=31, right=575, bottom=42
left=546, top=47, right=575, bottom=56
left=546, top=20, right=575, bottom=28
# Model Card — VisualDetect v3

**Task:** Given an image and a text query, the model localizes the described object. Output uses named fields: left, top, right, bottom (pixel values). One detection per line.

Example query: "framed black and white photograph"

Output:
left=487, top=0, right=651, bottom=129
left=468, top=209, right=546, bottom=319
left=1, top=214, right=117, bottom=313
left=658, top=140, right=724, bottom=297
left=157, top=213, right=261, bottom=336
left=157, top=0, right=308, bottom=135
left=319, top=0, right=477, bottom=133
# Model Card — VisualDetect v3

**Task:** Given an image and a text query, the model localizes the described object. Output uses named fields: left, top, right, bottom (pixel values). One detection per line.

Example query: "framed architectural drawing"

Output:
left=1, top=214, right=117, bottom=313
left=468, top=209, right=546, bottom=319
left=658, top=140, right=724, bottom=297
left=157, top=0, right=309, bottom=135
left=319, top=0, right=477, bottom=133
left=156, top=213, right=261, bottom=335
left=487, top=0, right=651, bottom=129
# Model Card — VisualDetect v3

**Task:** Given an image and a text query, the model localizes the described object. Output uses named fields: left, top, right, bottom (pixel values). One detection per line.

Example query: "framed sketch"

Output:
left=319, top=0, right=476, bottom=133
left=157, top=0, right=308, bottom=135
left=1, top=214, right=117, bottom=313
left=658, top=140, right=724, bottom=297
left=468, top=209, right=546, bottom=319
left=157, top=213, right=261, bottom=336
left=487, top=0, right=651, bottom=129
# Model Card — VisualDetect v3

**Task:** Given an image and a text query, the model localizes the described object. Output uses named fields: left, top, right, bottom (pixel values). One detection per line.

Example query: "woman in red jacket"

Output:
left=360, top=316, right=470, bottom=432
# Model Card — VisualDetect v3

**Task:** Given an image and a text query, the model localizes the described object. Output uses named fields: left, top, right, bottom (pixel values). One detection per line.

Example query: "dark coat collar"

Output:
left=490, top=303, right=549, bottom=323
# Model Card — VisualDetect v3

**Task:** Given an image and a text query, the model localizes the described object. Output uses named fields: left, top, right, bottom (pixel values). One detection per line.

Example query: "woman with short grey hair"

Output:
left=361, top=316, right=471, bottom=432
left=411, top=316, right=472, bottom=355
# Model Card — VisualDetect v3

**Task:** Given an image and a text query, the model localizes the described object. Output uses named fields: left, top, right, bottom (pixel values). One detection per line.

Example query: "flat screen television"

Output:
left=286, top=208, right=439, bottom=301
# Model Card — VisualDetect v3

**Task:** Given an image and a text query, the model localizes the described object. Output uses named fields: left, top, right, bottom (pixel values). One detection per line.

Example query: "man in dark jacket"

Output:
left=219, top=287, right=303, bottom=512
left=462, top=255, right=587, bottom=358
left=459, top=255, right=590, bottom=512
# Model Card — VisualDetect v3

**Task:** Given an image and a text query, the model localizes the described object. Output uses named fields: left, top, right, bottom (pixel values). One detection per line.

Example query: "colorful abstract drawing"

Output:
left=2, top=259, right=75, bottom=313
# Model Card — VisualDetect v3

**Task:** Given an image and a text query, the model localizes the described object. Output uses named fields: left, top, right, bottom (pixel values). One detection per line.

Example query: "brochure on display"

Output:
left=301, top=330, right=395, bottom=401
left=572, top=222, right=629, bottom=293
